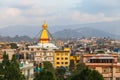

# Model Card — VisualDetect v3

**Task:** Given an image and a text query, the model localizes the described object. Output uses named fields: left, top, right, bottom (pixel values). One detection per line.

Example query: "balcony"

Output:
left=86, top=63, right=114, bottom=67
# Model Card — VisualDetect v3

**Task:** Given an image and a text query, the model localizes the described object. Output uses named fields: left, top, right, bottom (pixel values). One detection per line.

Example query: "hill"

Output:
left=53, top=27, right=119, bottom=39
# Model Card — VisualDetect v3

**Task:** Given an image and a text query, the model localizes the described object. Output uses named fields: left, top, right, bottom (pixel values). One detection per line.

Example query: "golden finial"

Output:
left=42, top=20, right=48, bottom=29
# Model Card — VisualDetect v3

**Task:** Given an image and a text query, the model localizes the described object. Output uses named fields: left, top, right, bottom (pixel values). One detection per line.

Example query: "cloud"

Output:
left=0, top=0, right=81, bottom=27
left=0, top=0, right=120, bottom=28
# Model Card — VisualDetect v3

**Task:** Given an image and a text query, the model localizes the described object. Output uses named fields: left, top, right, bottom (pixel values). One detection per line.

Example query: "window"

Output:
left=65, top=57, right=68, bottom=60
left=57, top=62, right=59, bottom=64
left=116, top=68, right=120, bottom=73
left=61, top=62, right=64, bottom=64
left=37, top=48, right=40, bottom=50
left=102, top=67, right=109, bottom=73
left=57, top=58, right=59, bottom=60
left=65, top=62, right=68, bottom=64
left=104, top=77, right=109, bottom=80
left=50, top=53, right=53, bottom=56
left=110, top=77, right=112, bottom=80
left=116, top=77, right=120, bottom=80
left=61, top=58, right=64, bottom=60
left=109, top=67, right=113, bottom=73
left=31, top=48, right=34, bottom=51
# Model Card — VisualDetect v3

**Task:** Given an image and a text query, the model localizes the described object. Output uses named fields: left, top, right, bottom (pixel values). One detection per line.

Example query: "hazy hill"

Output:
left=0, top=35, right=33, bottom=42
left=53, top=27, right=118, bottom=39
left=0, top=27, right=119, bottom=42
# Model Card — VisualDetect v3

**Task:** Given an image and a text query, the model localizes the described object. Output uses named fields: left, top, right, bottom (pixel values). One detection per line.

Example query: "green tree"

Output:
left=71, top=67, right=104, bottom=80
left=34, top=70, right=55, bottom=80
left=71, top=62, right=86, bottom=77
left=55, top=66, right=66, bottom=80
left=43, top=61, right=55, bottom=77
left=43, top=61, right=54, bottom=72
left=69, top=60, right=75, bottom=72
left=1, top=53, right=25, bottom=80
left=87, top=70, right=104, bottom=80
left=2, top=51, right=10, bottom=66
left=8, top=54, right=25, bottom=80
left=0, top=63, right=4, bottom=80
left=10, top=43, right=18, bottom=49
left=75, top=62, right=86, bottom=72
left=34, top=61, right=55, bottom=80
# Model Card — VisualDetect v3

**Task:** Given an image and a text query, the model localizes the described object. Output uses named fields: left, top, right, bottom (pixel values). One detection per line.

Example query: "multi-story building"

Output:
left=54, top=50, right=70, bottom=68
left=82, top=53, right=120, bottom=80
left=54, top=48, right=70, bottom=68
left=1, top=49, right=16, bottom=60
left=35, top=50, right=54, bottom=64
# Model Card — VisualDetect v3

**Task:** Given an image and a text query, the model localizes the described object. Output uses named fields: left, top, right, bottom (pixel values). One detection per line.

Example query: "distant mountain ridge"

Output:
left=0, top=35, right=33, bottom=42
left=0, top=27, right=119, bottom=42
left=53, top=27, right=119, bottom=39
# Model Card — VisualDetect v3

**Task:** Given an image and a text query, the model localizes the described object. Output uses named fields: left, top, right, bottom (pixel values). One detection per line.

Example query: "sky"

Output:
left=0, top=0, right=120, bottom=28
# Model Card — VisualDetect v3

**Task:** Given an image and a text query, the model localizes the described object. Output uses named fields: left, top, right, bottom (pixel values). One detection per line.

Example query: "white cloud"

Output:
left=0, top=0, right=120, bottom=28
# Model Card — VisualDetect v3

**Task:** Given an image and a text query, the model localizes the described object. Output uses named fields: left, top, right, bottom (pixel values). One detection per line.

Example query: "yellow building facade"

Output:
left=54, top=49, right=70, bottom=68
left=70, top=55, right=80, bottom=65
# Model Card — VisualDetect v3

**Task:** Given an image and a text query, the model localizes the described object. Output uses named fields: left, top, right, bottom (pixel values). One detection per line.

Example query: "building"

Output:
left=1, top=49, right=16, bottom=60
left=82, top=53, right=120, bottom=80
left=54, top=48, right=70, bottom=68
left=0, top=53, right=2, bottom=62
left=19, top=61, right=34, bottom=80
left=28, top=21, right=57, bottom=50
left=35, top=50, right=54, bottom=64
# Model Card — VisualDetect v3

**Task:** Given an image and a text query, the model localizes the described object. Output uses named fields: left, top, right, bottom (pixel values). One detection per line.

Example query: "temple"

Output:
left=28, top=21, right=57, bottom=49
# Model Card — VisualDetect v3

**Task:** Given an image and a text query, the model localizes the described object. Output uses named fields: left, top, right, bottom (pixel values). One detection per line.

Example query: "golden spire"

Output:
left=40, top=21, right=49, bottom=43
left=42, top=20, right=48, bottom=29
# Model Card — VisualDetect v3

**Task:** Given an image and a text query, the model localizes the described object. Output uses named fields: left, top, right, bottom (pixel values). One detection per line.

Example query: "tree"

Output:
left=87, top=70, right=104, bottom=80
left=34, top=61, right=55, bottom=80
left=76, top=62, right=86, bottom=72
left=69, top=60, right=75, bottom=72
left=1, top=52, right=25, bottom=80
left=0, top=63, right=4, bottom=80
left=43, top=61, right=55, bottom=76
left=71, top=67, right=104, bottom=80
left=34, top=70, right=55, bottom=80
left=2, top=51, right=10, bottom=66
left=71, top=62, right=86, bottom=77
left=55, top=66, right=66, bottom=80
left=10, top=43, right=18, bottom=49
left=8, top=54, right=25, bottom=80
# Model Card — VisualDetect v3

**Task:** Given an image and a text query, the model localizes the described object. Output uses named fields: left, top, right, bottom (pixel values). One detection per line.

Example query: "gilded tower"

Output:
left=40, top=21, right=50, bottom=44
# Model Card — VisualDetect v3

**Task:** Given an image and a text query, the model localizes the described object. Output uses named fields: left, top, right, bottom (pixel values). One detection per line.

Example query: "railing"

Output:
left=20, top=63, right=34, bottom=69
left=86, top=63, right=114, bottom=66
